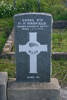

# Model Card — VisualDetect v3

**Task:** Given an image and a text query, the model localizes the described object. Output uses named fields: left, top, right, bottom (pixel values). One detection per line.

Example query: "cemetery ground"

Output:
left=0, top=1, right=67, bottom=100
left=0, top=16, right=67, bottom=86
left=0, top=11, right=67, bottom=89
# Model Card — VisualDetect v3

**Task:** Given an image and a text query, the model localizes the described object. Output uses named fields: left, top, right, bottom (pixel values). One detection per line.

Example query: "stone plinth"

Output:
left=0, top=72, right=8, bottom=100
left=8, top=78, right=60, bottom=100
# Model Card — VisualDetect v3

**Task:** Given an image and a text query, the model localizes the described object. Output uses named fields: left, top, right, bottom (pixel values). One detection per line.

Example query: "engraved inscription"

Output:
left=17, top=18, right=49, bottom=31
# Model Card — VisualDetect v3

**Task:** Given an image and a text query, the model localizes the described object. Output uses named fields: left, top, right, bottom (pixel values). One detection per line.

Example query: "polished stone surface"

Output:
left=14, top=13, right=53, bottom=82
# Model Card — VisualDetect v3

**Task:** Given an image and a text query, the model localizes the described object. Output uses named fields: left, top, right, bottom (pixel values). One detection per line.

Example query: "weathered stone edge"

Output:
left=8, top=78, right=60, bottom=90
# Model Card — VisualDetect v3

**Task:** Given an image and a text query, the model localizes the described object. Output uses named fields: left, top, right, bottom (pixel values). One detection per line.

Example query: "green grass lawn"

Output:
left=52, top=29, right=67, bottom=52
left=0, top=17, right=13, bottom=53
left=0, top=58, right=15, bottom=78
left=0, top=58, right=67, bottom=87
left=52, top=59, right=67, bottom=87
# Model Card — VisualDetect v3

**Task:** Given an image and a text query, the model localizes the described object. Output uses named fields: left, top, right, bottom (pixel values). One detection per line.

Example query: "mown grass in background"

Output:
left=52, top=29, right=67, bottom=52
left=0, top=17, right=13, bottom=53
left=52, top=59, right=67, bottom=87
left=0, top=58, right=15, bottom=78
left=40, top=0, right=67, bottom=20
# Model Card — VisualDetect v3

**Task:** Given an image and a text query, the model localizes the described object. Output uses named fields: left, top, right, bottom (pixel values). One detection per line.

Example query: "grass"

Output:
left=0, top=58, right=15, bottom=78
left=52, top=59, right=67, bottom=87
left=0, top=58, right=67, bottom=87
left=52, top=29, right=67, bottom=52
left=0, top=0, right=67, bottom=20
left=0, top=17, right=13, bottom=53
left=0, top=0, right=26, bottom=6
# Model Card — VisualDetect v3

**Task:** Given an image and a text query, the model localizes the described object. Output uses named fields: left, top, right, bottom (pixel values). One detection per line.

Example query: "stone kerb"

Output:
left=53, top=21, right=67, bottom=29
left=0, top=72, right=8, bottom=100
left=3, top=28, right=14, bottom=54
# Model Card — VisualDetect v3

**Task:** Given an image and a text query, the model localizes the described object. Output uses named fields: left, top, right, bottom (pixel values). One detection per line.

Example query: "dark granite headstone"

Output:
left=14, top=13, right=53, bottom=82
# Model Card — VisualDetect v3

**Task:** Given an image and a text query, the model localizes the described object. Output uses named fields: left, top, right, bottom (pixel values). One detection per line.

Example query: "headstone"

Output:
left=14, top=13, right=52, bottom=82
left=0, top=72, right=8, bottom=100
left=8, top=13, right=60, bottom=100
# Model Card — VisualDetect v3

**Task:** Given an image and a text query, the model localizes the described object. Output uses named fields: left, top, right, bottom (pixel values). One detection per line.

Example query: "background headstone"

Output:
left=14, top=13, right=53, bottom=82
left=65, top=0, right=67, bottom=7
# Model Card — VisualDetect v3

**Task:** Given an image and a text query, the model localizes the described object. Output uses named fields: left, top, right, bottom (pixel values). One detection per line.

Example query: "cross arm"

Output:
left=39, top=45, right=48, bottom=52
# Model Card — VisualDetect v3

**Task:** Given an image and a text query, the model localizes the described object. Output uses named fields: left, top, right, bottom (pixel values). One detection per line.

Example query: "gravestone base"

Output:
left=8, top=78, right=61, bottom=100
